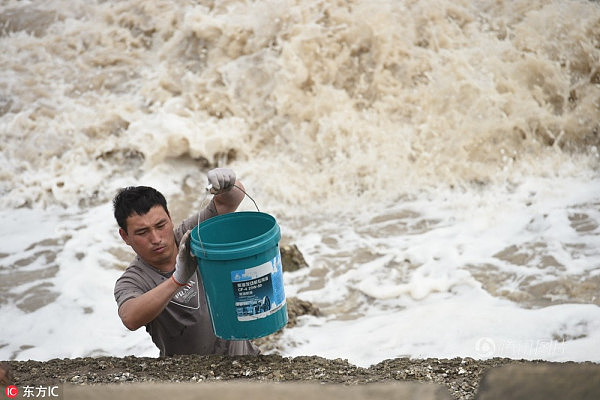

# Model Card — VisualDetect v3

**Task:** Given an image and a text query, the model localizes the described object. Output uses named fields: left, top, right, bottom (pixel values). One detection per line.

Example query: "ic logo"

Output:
left=5, top=385, right=18, bottom=398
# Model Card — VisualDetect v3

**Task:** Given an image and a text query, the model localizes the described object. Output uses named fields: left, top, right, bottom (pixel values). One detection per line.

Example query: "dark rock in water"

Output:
left=285, top=297, right=321, bottom=328
left=280, top=244, right=308, bottom=272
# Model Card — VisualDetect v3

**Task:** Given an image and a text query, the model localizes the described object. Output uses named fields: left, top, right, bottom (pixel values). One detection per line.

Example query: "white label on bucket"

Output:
left=231, top=253, right=286, bottom=322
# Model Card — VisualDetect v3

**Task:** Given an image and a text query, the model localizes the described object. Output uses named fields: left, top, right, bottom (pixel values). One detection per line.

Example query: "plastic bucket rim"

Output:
left=193, top=221, right=275, bottom=248
left=190, top=211, right=280, bottom=260
left=192, top=211, right=276, bottom=247
left=191, top=226, right=280, bottom=259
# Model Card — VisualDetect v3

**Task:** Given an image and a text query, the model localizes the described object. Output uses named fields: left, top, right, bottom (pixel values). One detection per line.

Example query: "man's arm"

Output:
left=213, top=179, right=246, bottom=215
left=118, top=277, right=182, bottom=331
left=118, top=229, right=197, bottom=331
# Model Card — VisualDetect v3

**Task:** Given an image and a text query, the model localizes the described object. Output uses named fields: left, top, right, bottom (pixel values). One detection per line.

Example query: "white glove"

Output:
left=172, top=230, right=196, bottom=286
left=207, top=168, right=236, bottom=194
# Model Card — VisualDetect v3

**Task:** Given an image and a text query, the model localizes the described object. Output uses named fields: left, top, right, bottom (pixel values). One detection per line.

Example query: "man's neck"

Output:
left=140, top=254, right=176, bottom=274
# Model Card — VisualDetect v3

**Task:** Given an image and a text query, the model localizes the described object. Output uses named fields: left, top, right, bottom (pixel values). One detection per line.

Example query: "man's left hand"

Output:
left=207, top=168, right=236, bottom=194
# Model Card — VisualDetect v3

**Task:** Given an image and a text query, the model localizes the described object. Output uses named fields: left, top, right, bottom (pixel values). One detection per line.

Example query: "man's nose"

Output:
left=148, top=229, right=161, bottom=243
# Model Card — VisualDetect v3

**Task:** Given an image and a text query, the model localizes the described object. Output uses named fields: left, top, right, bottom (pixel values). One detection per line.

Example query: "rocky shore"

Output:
left=4, top=355, right=598, bottom=400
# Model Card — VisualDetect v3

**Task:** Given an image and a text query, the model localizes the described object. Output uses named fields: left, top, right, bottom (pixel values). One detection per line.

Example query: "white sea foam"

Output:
left=278, top=293, right=600, bottom=367
left=279, top=174, right=600, bottom=366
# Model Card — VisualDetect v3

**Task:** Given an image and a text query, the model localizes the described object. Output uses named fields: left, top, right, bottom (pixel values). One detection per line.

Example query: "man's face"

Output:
left=119, top=205, right=176, bottom=270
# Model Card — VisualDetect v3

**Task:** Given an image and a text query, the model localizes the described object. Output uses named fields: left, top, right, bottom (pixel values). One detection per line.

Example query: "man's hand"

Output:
left=207, top=168, right=236, bottom=194
left=172, top=229, right=197, bottom=286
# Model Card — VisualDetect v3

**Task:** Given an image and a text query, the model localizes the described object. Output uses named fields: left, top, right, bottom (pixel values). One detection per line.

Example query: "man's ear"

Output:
left=119, top=228, right=130, bottom=245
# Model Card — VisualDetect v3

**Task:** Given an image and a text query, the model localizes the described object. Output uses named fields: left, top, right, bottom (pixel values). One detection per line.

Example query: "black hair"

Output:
left=113, top=186, right=169, bottom=232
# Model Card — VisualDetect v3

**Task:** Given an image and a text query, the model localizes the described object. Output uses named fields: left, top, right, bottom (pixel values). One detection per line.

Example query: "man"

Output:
left=113, top=168, right=259, bottom=356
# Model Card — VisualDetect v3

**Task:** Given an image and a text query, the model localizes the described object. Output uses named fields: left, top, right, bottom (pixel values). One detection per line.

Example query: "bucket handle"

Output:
left=195, top=183, right=261, bottom=257
left=232, top=184, right=260, bottom=212
left=205, top=183, right=260, bottom=212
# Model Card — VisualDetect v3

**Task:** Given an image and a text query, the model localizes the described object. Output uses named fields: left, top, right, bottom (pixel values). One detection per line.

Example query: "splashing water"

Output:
left=1, top=0, right=599, bottom=365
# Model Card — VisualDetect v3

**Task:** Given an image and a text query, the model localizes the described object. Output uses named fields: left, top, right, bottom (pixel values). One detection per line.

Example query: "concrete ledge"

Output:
left=65, top=381, right=453, bottom=400
left=475, top=363, right=600, bottom=400
left=5, top=356, right=600, bottom=400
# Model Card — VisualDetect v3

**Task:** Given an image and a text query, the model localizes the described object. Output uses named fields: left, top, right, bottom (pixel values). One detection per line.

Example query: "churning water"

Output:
left=1, top=0, right=599, bottom=366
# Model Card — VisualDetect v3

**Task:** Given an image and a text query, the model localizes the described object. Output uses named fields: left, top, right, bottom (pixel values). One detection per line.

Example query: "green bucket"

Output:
left=190, top=211, right=288, bottom=340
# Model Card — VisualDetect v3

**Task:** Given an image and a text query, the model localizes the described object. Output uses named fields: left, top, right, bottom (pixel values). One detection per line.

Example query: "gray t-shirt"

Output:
left=114, top=199, right=259, bottom=357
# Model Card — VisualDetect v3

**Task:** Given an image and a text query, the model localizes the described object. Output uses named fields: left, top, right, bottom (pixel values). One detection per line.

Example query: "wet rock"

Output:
left=280, top=244, right=308, bottom=272
left=285, top=297, right=321, bottom=327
